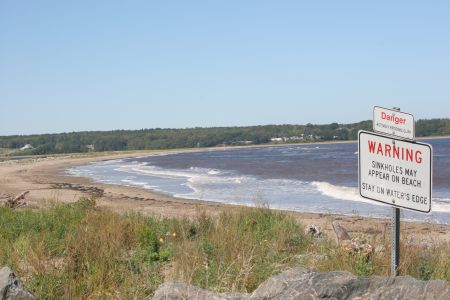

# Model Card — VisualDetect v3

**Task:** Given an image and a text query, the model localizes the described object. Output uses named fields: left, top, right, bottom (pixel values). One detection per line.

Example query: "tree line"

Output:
left=0, top=119, right=449, bottom=156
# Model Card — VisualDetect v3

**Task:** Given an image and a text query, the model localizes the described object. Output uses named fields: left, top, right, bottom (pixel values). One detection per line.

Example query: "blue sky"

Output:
left=1, top=1, right=449, bottom=135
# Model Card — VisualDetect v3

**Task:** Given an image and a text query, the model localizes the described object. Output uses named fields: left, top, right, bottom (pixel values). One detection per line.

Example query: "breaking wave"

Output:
left=311, top=181, right=382, bottom=206
left=67, top=138, right=450, bottom=223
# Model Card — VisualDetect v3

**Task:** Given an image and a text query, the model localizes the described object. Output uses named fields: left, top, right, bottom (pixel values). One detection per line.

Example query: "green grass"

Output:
left=169, top=209, right=311, bottom=293
left=0, top=198, right=169, bottom=298
left=1, top=199, right=450, bottom=298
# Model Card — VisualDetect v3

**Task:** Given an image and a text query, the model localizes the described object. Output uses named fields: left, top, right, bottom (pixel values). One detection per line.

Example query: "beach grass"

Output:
left=1, top=199, right=450, bottom=298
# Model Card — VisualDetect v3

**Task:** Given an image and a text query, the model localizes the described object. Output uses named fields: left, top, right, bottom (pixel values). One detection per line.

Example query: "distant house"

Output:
left=20, top=144, right=33, bottom=151
left=86, top=144, right=95, bottom=151
left=270, top=137, right=283, bottom=142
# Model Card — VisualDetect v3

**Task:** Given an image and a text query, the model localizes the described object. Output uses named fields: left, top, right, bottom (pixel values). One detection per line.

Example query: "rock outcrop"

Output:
left=153, top=267, right=450, bottom=300
left=0, top=267, right=35, bottom=300
left=153, top=281, right=248, bottom=300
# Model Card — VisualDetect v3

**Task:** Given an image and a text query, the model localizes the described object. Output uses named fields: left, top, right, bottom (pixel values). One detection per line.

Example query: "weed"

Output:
left=2, top=200, right=450, bottom=298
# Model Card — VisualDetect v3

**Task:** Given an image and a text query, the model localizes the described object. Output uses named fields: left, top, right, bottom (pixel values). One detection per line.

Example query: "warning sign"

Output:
left=373, top=106, right=415, bottom=140
left=358, top=130, right=432, bottom=213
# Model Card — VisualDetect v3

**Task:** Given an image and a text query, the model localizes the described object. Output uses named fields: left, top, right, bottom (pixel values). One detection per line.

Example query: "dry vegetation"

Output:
left=1, top=198, right=450, bottom=298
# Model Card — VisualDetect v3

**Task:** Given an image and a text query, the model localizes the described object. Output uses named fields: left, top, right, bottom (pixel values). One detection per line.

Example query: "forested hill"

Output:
left=1, top=119, right=449, bottom=156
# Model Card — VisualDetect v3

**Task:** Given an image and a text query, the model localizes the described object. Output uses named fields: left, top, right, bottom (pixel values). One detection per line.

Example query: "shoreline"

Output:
left=3, top=134, right=450, bottom=162
left=1, top=150, right=450, bottom=245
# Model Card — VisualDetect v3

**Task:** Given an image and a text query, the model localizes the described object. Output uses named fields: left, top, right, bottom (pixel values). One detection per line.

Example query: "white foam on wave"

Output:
left=312, top=181, right=450, bottom=213
left=311, top=181, right=383, bottom=206
left=432, top=198, right=450, bottom=213
left=66, top=167, right=82, bottom=176
left=189, top=166, right=222, bottom=175
left=66, top=166, right=97, bottom=177
left=68, top=157, right=450, bottom=220
left=118, top=164, right=224, bottom=180
left=178, top=175, right=326, bottom=211
left=121, top=179, right=147, bottom=186
left=95, top=158, right=125, bottom=165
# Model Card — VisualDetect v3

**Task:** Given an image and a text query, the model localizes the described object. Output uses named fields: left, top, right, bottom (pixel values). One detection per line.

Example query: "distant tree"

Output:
left=0, top=119, right=448, bottom=155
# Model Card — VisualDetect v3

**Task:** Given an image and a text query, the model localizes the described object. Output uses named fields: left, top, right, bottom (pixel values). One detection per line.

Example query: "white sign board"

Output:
left=373, top=106, right=415, bottom=140
left=359, top=130, right=432, bottom=213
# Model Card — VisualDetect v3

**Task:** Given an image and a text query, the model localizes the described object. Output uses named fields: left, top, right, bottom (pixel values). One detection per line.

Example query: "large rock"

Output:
left=0, top=267, right=35, bottom=300
left=153, top=268, right=450, bottom=300
left=152, top=280, right=249, bottom=300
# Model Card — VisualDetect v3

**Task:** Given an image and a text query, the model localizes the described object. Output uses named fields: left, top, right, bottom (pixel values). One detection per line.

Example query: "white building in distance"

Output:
left=20, top=144, right=33, bottom=151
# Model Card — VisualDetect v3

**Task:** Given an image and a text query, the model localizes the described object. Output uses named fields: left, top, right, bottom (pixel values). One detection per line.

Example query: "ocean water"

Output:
left=68, top=138, right=450, bottom=223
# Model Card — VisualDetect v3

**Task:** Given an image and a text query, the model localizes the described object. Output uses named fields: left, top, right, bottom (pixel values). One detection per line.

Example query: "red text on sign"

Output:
left=368, top=140, right=422, bottom=164
left=381, top=112, right=406, bottom=125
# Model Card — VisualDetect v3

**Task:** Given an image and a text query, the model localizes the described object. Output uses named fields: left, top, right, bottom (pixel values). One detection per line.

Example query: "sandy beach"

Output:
left=1, top=149, right=449, bottom=246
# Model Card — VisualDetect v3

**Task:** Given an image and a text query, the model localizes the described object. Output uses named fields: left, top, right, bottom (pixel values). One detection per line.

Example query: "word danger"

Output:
left=373, top=107, right=414, bottom=140
left=381, top=112, right=407, bottom=125
left=367, top=140, right=422, bottom=164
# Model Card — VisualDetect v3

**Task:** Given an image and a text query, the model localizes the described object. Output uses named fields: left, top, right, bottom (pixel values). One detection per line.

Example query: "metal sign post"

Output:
left=391, top=206, right=400, bottom=276
left=358, top=106, right=433, bottom=278
left=391, top=108, right=401, bottom=277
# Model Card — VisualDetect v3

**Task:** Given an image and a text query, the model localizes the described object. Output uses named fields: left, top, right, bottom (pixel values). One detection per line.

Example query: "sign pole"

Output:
left=359, top=105, right=432, bottom=278
left=391, top=206, right=400, bottom=276
left=390, top=107, right=401, bottom=277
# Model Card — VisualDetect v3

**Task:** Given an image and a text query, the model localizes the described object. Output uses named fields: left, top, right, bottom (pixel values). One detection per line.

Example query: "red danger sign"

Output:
left=373, top=106, right=415, bottom=140
left=358, top=130, right=432, bottom=213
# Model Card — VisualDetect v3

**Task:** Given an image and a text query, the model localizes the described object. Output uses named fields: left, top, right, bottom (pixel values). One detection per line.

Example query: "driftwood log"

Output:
left=332, top=220, right=351, bottom=242
left=5, top=191, right=29, bottom=208
left=332, top=220, right=373, bottom=257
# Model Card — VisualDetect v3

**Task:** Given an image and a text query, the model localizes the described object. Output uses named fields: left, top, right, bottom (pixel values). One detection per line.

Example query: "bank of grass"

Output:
left=1, top=199, right=450, bottom=298
left=0, top=198, right=167, bottom=298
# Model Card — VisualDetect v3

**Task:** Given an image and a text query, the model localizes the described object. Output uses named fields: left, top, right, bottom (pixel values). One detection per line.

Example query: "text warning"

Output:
left=358, top=130, right=432, bottom=213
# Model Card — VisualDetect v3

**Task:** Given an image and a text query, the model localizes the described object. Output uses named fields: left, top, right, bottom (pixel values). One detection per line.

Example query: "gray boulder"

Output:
left=0, top=267, right=35, bottom=300
left=152, top=280, right=249, bottom=300
left=153, top=267, right=450, bottom=300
